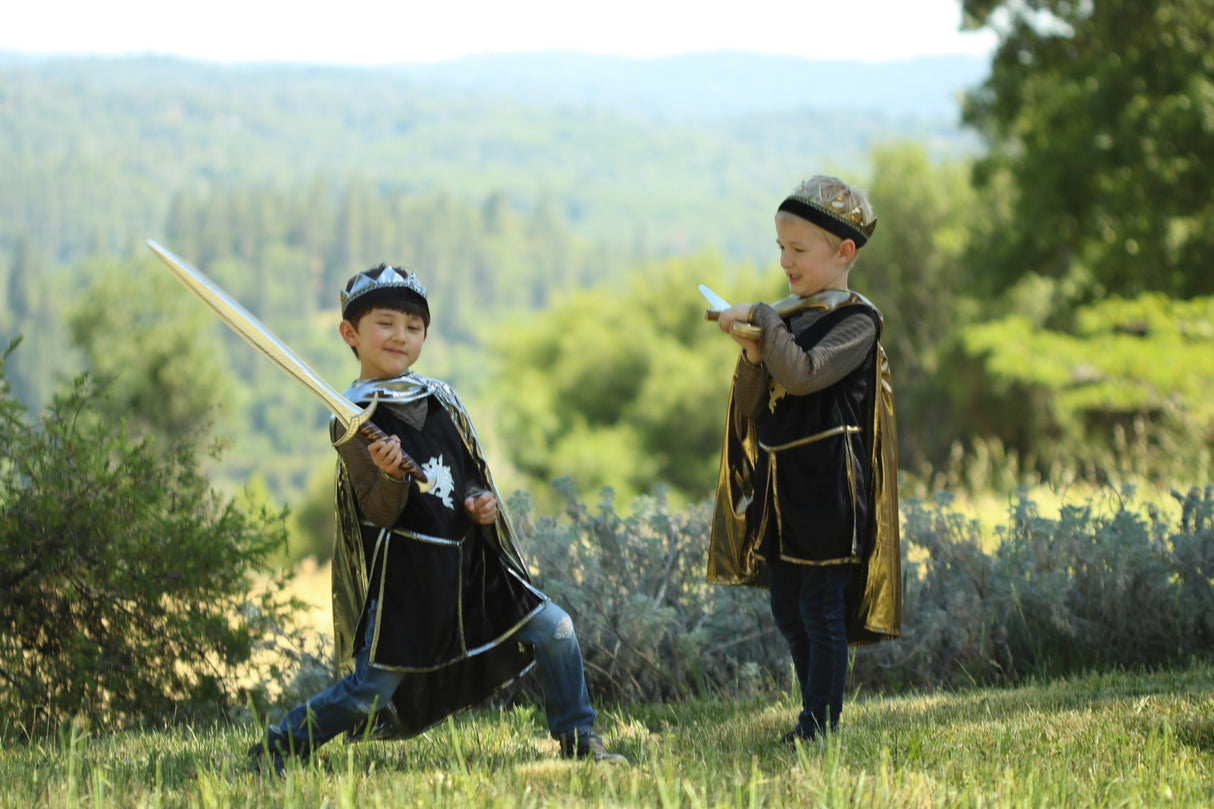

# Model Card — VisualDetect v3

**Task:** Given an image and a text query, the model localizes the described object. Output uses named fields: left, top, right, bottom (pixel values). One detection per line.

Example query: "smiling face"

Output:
left=775, top=213, right=855, bottom=298
left=340, top=305, right=428, bottom=380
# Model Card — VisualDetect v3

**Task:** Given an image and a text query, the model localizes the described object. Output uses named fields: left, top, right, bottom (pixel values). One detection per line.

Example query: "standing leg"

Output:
left=515, top=600, right=596, bottom=737
left=516, top=601, right=626, bottom=763
left=798, top=565, right=851, bottom=735
left=768, top=562, right=813, bottom=738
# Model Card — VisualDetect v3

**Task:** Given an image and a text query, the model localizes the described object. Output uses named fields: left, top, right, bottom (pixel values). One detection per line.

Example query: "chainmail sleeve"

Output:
left=750, top=303, right=877, bottom=395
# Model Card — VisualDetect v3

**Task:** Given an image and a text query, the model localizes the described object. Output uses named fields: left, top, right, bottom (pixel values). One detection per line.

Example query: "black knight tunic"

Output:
left=707, top=290, right=902, bottom=645
left=330, top=373, right=547, bottom=739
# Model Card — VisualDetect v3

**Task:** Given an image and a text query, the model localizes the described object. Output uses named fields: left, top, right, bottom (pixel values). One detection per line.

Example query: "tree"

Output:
left=67, top=254, right=235, bottom=444
left=480, top=253, right=777, bottom=510
left=961, top=0, right=1214, bottom=298
left=859, top=144, right=985, bottom=467
left=947, top=291, right=1214, bottom=483
left=2, top=234, right=67, bottom=411
left=0, top=341, right=303, bottom=735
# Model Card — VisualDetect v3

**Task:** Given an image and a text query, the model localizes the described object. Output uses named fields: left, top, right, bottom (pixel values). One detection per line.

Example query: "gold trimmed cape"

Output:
left=707, top=293, right=902, bottom=645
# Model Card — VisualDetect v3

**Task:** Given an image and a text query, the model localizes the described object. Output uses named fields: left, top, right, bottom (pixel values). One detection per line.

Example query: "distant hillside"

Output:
left=398, top=51, right=989, bottom=119
left=0, top=52, right=985, bottom=267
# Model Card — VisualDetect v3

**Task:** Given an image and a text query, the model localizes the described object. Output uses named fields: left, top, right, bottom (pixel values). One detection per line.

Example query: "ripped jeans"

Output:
left=270, top=599, right=596, bottom=748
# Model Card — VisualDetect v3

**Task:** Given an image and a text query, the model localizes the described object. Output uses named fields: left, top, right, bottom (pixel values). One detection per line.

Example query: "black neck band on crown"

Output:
left=777, top=198, right=869, bottom=247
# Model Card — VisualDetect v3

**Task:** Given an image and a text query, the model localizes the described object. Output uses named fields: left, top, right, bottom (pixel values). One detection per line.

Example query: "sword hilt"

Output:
left=333, top=394, right=431, bottom=491
left=705, top=309, right=762, bottom=340
left=358, top=420, right=431, bottom=488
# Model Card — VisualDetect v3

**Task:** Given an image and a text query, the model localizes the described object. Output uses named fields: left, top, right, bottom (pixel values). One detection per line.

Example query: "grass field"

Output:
left=3, top=662, right=1211, bottom=808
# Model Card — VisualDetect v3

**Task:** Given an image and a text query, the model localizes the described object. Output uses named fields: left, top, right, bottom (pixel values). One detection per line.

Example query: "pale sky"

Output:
left=3, top=0, right=997, bottom=65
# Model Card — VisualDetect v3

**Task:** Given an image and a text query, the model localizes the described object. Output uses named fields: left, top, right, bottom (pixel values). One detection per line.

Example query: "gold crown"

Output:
left=786, top=192, right=877, bottom=240
left=779, top=176, right=877, bottom=246
left=340, top=265, right=428, bottom=315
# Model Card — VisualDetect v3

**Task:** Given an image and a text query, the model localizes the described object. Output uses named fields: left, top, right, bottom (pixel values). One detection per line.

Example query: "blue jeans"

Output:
left=768, top=562, right=852, bottom=737
left=271, top=599, right=596, bottom=748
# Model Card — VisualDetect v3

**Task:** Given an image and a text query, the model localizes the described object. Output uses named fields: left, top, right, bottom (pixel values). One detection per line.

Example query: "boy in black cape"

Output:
left=249, top=264, right=625, bottom=774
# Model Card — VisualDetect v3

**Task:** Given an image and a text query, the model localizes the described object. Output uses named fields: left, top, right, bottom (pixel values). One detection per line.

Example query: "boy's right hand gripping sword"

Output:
left=699, top=284, right=762, bottom=340
left=145, top=239, right=431, bottom=491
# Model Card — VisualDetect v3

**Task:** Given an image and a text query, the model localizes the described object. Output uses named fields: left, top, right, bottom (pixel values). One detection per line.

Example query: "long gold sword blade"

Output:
left=146, top=239, right=430, bottom=486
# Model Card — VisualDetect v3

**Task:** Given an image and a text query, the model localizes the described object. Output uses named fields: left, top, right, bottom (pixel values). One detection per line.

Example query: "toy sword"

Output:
left=699, top=284, right=762, bottom=340
left=146, top=239, right=430, bottom=489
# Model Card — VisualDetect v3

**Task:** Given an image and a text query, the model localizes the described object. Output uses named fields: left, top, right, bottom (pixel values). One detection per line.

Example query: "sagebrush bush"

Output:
left=0, top=343, right=307, bottom=737
left=854, top=485, right=1214, bottom=692
left=503, top=477, right=1213, bottom=705
left=507, top=478, right=789, bottom=705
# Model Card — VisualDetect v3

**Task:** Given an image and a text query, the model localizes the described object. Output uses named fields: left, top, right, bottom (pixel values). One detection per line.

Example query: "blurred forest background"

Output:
left=3, top=0, right=1214, bottom=732
left=2, top=0, right=1212, bottom=564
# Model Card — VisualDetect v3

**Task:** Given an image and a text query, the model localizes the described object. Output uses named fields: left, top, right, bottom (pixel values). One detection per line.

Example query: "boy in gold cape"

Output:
left=708, top=176, right=901, bottom=743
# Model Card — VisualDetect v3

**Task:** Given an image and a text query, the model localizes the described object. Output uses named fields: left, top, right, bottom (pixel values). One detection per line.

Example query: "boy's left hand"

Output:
left=465, top=491, right=498, bottom=525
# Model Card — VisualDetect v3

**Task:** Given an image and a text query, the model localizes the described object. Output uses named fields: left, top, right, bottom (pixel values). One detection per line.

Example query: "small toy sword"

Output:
left=698, top=284, right=761, bottom=340
left=146, top=239, right=430, bottom=489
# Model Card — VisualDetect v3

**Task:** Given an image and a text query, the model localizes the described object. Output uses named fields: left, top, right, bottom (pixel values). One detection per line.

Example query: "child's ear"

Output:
left=339, top=320, right=359, bottom=347
left=838, top=239, right=857, bottom=262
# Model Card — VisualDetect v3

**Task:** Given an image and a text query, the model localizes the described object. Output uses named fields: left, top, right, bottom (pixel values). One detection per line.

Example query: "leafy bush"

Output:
left=504, top=476, right=1213, bottom=707
left=0, top=339, right=305, bottom=737
left=944, top=291, right=1214, bottom=486
left=508, top=478, right=788, bottom=705
left=854, top=486, right=1214, bottom=692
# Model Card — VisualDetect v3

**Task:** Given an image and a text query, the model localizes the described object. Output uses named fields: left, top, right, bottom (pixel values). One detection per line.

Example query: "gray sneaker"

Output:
left=559, top=730, right=629, bottom=764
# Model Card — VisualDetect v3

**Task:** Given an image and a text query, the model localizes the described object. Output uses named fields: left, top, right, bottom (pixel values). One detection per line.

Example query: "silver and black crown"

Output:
left=340, top=265, right=428, bottom=315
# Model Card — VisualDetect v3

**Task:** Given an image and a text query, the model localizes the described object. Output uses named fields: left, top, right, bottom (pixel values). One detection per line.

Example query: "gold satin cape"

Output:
left=706, top=294, right=902, bottom=645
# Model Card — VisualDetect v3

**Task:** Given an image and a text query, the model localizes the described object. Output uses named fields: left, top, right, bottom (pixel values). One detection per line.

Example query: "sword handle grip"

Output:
left=706, top=309, right=762, bottom=341
left=358, top=421, right=430, bottom=484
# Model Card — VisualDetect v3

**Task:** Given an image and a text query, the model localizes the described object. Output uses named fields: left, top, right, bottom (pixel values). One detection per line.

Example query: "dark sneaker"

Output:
left=247, top=733, right=311, bottom=777
left=559, top=730, right=629, bottom=765
left=781, top=727, right=815, bottom=745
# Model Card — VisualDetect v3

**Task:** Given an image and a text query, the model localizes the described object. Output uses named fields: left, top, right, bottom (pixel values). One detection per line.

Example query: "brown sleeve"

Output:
left=751, top=304, right=877, bottom=396
left=331, top=421, right=410, bottom=527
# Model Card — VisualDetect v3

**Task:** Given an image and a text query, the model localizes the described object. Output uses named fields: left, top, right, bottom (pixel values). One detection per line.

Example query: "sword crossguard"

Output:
left=332, top=393, right=380, bottom=447
left=731, top=323, right=762, bottom=341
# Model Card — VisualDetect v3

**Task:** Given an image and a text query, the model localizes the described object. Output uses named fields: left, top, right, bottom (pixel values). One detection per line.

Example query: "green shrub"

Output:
left=854, top=485, right=1214, bottom=692
left=508, top=478, right=788, bottom=705
left=505, top=476, right=1213, bottom=706
left=0, top=339, right=306, bottom=737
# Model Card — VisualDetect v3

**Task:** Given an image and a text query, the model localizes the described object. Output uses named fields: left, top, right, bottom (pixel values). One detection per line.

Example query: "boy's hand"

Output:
left=718, top=304, right=761, bottom=363
left=368, top=435, right=409, bottom=480
left=464, top=491, right=498, bottom=525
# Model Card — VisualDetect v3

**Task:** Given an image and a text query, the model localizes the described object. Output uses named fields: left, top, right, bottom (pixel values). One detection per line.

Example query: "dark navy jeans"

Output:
left=271, top=599, right=596, bottom=749
left=767, top=561, right=852, bottom=737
